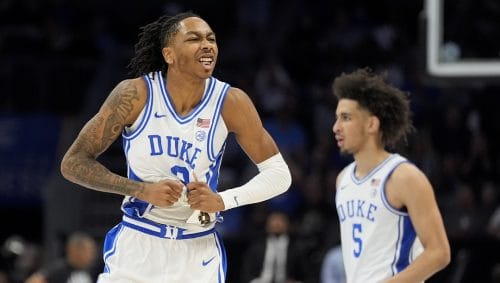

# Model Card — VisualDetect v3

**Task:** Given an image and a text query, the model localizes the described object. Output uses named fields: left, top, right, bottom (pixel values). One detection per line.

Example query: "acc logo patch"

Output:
left=195, top=130, right=207, bottom=142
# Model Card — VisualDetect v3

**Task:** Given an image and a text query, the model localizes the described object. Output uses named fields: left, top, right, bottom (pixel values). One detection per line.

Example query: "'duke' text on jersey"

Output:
left=148, top=135, right=202, bottom=169
left=337, top=200, right=378, bottom=222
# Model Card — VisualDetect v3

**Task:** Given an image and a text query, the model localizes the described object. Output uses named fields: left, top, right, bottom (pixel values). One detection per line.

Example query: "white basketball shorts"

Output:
left=97, top=216, right=227, bottom=283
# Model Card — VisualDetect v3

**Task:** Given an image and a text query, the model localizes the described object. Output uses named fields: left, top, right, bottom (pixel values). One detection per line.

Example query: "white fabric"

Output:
left=121, top=71, right=229, bottom=229
left=67, top=271, right=93, bottom=283
left=336, top=154, right=423, bottom=283
left=218, top=153, right=291, bottom=210
left=97, top=225, right=224, bottom=283
left=250, top=235, right=289, bottom=283
left=321, top=245, right=345, bottom=283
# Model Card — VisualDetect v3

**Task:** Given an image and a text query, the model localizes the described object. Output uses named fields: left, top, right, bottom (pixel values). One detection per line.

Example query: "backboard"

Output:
left=423, top=0, right=500, bottom=83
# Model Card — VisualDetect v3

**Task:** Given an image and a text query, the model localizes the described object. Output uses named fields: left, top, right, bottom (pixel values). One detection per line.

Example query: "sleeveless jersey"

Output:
left=121, top=71, right=229, bottom=232
left=335, top=154, right=424, bottom=283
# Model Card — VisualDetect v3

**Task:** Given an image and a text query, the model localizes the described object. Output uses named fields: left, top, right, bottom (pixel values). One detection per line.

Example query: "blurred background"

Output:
left=1, top=0, right=500, bottom=282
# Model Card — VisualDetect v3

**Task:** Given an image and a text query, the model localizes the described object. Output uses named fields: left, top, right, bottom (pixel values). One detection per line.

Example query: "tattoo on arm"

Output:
left=61, top=80, right=145, bottom=196
left=102, top=80, right=140, bottom=146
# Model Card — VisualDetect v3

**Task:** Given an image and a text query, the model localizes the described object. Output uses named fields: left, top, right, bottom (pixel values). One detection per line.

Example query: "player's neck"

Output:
left=164, top=72, right=206, bottom=116
left=353, top=148, right=390, bottom=179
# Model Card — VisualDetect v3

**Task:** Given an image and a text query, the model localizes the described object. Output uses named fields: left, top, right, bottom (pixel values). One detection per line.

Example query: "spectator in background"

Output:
left=241, top=211, right=303, bottom=283
left=254, top=58, right=293, bottom=116
left=0, top=235, right=42, bottom=283
left=488, top=205, right=500, bottom=240
left=492, top=263, right=500, bottom=283
left=477, top=180, right=499, bottom=234
left=442, top=182, right=480, bottom=241
left=320, top=244, right=345, bottom=283
left=25, top=232, right=97, bottom=283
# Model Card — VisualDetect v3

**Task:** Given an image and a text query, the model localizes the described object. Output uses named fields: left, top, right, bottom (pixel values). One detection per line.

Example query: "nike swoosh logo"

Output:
left=202, top=256, right=216, bottom=266
left=233, top=196, right=239, bottom=206
left=154, top=112, right=166, bottom=118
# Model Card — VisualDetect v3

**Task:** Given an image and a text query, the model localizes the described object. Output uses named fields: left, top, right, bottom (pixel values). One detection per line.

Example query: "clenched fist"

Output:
left=135, top=179, right=184, bottom=207
left=186, top=180, right=224, bottom=213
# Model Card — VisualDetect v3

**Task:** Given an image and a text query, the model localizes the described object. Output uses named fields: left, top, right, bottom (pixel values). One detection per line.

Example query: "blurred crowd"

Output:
left=1, top=0, right=500, bottom=282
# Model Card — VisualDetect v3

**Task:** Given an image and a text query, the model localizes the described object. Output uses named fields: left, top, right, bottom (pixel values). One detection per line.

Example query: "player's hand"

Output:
left=186, top=175, right=224, bottom=213
left=136, top=179, right=184, bottom=207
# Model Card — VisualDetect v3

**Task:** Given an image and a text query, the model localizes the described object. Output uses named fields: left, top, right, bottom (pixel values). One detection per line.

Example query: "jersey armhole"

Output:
left=207, top=83, right=230, bottom=161
left=122, top=75, right=153, bottom=140
left=380, top=161, right=411, bottom=216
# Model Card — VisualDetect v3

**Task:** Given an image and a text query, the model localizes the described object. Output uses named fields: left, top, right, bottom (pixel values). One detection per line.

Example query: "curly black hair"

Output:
left=127, top=11, right=200, bottom=77
left=332, top=67, right=414, bottom=148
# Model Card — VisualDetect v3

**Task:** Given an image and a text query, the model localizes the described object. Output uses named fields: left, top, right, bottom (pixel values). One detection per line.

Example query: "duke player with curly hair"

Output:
left=332, top=68, right=450, bottom=283
left=61, top=12, right=291, bottom=283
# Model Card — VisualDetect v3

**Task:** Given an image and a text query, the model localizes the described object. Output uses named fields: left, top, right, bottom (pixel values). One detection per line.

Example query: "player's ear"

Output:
left=367, top=115, right=380, bottom=134
left=162, top=47, right=174, bottom=65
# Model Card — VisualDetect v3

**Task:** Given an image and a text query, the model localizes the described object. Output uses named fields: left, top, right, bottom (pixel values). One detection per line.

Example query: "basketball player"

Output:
left=331, top=68, right=450, bottom=283
left=60, top=12, right=291, bottom=283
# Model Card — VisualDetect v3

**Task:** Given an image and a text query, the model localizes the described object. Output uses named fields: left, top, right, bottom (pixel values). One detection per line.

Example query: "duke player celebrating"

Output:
left=331, top=68, right=450, bottom=283
left=61, top=12, right=291, bottom=283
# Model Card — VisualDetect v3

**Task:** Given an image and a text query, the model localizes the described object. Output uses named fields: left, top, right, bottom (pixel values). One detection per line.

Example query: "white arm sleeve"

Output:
left=218, top=153, right=291, bottom=210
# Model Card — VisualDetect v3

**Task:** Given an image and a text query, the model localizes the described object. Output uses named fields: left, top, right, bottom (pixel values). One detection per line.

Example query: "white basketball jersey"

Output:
left=121, top=71, right=229, bottom=231
left=335, top=154, right=424, bottom=283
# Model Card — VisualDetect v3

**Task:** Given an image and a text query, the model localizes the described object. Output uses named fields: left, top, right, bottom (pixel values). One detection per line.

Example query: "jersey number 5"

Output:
left=352, top=223, right=362, bottom=257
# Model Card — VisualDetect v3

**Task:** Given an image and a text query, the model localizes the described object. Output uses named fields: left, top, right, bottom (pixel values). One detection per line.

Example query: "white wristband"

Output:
left=218, top=153, right=291, bottom=210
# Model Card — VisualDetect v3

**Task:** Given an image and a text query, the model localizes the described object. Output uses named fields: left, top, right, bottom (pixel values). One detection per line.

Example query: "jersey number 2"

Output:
left=171, top=165, right=190, bottom=183
left=170, top=165, right=211, bottom=184
left=352, top=223, right=362, bottom=257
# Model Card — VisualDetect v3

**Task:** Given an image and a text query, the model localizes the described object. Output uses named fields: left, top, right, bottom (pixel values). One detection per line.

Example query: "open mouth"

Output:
left=199, top=56, right=214, bottom=66
left=335, top=136, right=344, bottom=147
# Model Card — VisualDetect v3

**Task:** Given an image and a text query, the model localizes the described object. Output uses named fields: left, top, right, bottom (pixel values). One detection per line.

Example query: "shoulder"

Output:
left=386, top=161, right=433, bottom=207
left=101, top=77, right=148, bottom=125
left=224, top=87, right=251, bottom=106
left=112, top=77, right=148, bottom=99
left=390, top=162, right=427, bottom=185
left=222, top=87, right=260, bottom=133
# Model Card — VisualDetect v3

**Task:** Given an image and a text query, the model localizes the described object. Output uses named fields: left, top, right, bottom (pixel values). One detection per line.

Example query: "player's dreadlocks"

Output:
left=127, top=12, right=200, bottom=77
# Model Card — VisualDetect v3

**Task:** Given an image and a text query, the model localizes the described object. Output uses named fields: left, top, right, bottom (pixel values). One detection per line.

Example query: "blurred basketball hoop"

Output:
left=423, top=0, right=500, bottom=83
